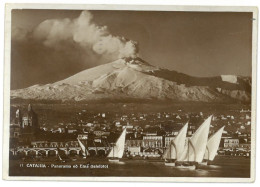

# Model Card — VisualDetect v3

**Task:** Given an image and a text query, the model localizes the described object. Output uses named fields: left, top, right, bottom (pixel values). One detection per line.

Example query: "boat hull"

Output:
left=200, top=161, right=208, bottom=166
left=175, top=165, right=196, bottom=170
left=175, top=161, right=198, bottom=170
left=109, top=158, right=120, bottom=162
left=165, top=162, right=176, bottom=167
left=199, top=160, right=214, bottom=166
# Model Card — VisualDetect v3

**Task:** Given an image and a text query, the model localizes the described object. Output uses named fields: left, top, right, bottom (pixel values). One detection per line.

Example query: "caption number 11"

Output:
left=20, top=164, right=24, bottom=167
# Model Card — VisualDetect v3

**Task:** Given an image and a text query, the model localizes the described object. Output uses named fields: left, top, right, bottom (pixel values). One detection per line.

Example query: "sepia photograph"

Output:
left=3, top=4, right=257, bottom=182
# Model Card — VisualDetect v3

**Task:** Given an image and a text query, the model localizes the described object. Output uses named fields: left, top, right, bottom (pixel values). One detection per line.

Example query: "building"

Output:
left=128, top=146, right=141, bottom=156
left=10, top=109, right=23, bottom=139
left=126, top=139, right=143, bottom=147
left=10, top=124, right=21, bottom=139
left=68, top=129, right=78, bottom=134
left=93, top=130, right=110, bottom=137
left=224, top=138, right=239, bottom=149
left=238, top=143, right=251, bottom=151
left=78, top=134, right=88, bottom=140
left=165, top=136, right=175, bottom=147
left=10, top=104, right=39, bottom=146
left=31, top=140, right=79, bottom=148
left=143, top=135, right=163, bottom=148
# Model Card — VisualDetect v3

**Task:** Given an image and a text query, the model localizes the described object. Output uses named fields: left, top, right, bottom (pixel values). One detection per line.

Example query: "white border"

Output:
left=2, top=3, right=258, bottom=182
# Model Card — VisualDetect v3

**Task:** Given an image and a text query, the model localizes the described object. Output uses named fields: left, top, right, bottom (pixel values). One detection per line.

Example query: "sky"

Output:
left=11, top=9, right=252, bottom=89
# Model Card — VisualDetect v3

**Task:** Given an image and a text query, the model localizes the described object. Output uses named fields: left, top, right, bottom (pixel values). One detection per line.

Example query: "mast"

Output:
left=188, top=139, right=189, bottom=162
left=206, top=146, right=209, bottom=160
left=170, top=142, right=171, bottom=159
left=162, top=143, right=171, bottom=160
left=113, top=143, right=115, bottom=158
left=57, top=148, right=63, bottom=161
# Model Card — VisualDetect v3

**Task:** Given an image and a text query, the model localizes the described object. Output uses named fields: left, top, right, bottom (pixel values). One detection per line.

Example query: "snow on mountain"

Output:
left=11, top=58, right=251, bottom=103
left=55, top=58, right=159, bottom=86
left=221, top=75, right=238, bottom=84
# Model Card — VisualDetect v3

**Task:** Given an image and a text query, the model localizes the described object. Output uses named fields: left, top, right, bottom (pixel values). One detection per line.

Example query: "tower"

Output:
left=28, top=104, right=32, bottom=112
left=14, top=109, right=22, bottom=127
left=20, top=104, right=39, bottom=144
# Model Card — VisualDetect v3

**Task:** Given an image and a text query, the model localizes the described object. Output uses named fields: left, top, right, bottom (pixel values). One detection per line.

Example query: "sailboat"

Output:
left=176, top=115, right=212, bottom=170
left=107, top=128, right=127, bottom=162
left=201, top=126, right=225, bottom=165
left=163, top=122, right=188, bottom=166
left=78, top=138, right=88, bottom=159
left=56, top=148, right=66, bottom=163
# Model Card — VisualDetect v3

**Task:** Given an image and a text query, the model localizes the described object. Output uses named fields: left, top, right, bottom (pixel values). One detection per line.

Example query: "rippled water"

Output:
left=9, top=156, right=250, bottom=178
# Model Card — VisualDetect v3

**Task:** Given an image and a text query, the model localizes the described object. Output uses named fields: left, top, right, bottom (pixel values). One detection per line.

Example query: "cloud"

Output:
left=11, top=27, right=29, bottom=41
left=32, top=10, right=139, bottom=59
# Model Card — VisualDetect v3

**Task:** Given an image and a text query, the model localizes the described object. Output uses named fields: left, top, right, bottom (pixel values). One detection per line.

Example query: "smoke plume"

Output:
left=32, top=10, right=138, bottom=59
left=11, top=10, right=140, bottom=89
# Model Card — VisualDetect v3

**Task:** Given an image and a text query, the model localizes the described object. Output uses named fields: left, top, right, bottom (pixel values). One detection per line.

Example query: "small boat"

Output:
left=163, top=122, right=188, bottom=167
left=77, top=138, right=88, bottom=158
left=107, top=128, right=127, bottom=162
left=56, top=148, right=66, bottom=163
left=201, top=126, right=225, bottom=165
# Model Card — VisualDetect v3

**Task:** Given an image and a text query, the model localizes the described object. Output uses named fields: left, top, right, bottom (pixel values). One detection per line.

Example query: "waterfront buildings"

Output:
left=9, top=104, right=252, bottom=158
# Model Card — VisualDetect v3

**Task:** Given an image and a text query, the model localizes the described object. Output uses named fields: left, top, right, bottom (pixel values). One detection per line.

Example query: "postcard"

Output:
left=3, top=4, right=257, bottom=182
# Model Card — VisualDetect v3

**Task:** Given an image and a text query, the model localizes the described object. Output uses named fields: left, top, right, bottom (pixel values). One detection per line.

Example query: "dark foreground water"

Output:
left=9, top=156, right=250, bottom=178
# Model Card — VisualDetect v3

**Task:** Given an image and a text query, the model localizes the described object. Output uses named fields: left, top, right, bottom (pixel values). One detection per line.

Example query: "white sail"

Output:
left=174, top=122, right=188, bottom=160
left=77, top=138, right=87, bottom=157
left=163, top=143, right=175, bottom=159
left=204, top=126, right=225, bottom=161
left=179, top=116, right=212, bottom=162
left=107, top=128, right=127, bottom=158
left=162, top=145, right=169, bottom=159
left=163, top=123, right=188, bottom=160
left=58, top=154, right=62, bottom=161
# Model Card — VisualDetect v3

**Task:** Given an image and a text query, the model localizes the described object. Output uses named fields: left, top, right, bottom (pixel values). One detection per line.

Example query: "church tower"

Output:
left=22, top=104, right=38, bottom=130
left=20, top=104, right=39, bottom=144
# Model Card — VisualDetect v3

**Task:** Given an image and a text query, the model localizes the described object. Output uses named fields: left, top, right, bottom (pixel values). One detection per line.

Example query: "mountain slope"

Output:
left=11, top=58, right=251, bottom=103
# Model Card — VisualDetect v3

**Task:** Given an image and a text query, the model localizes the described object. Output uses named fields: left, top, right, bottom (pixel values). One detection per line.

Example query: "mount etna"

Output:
left=11, top=57, right=251, bottom=103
